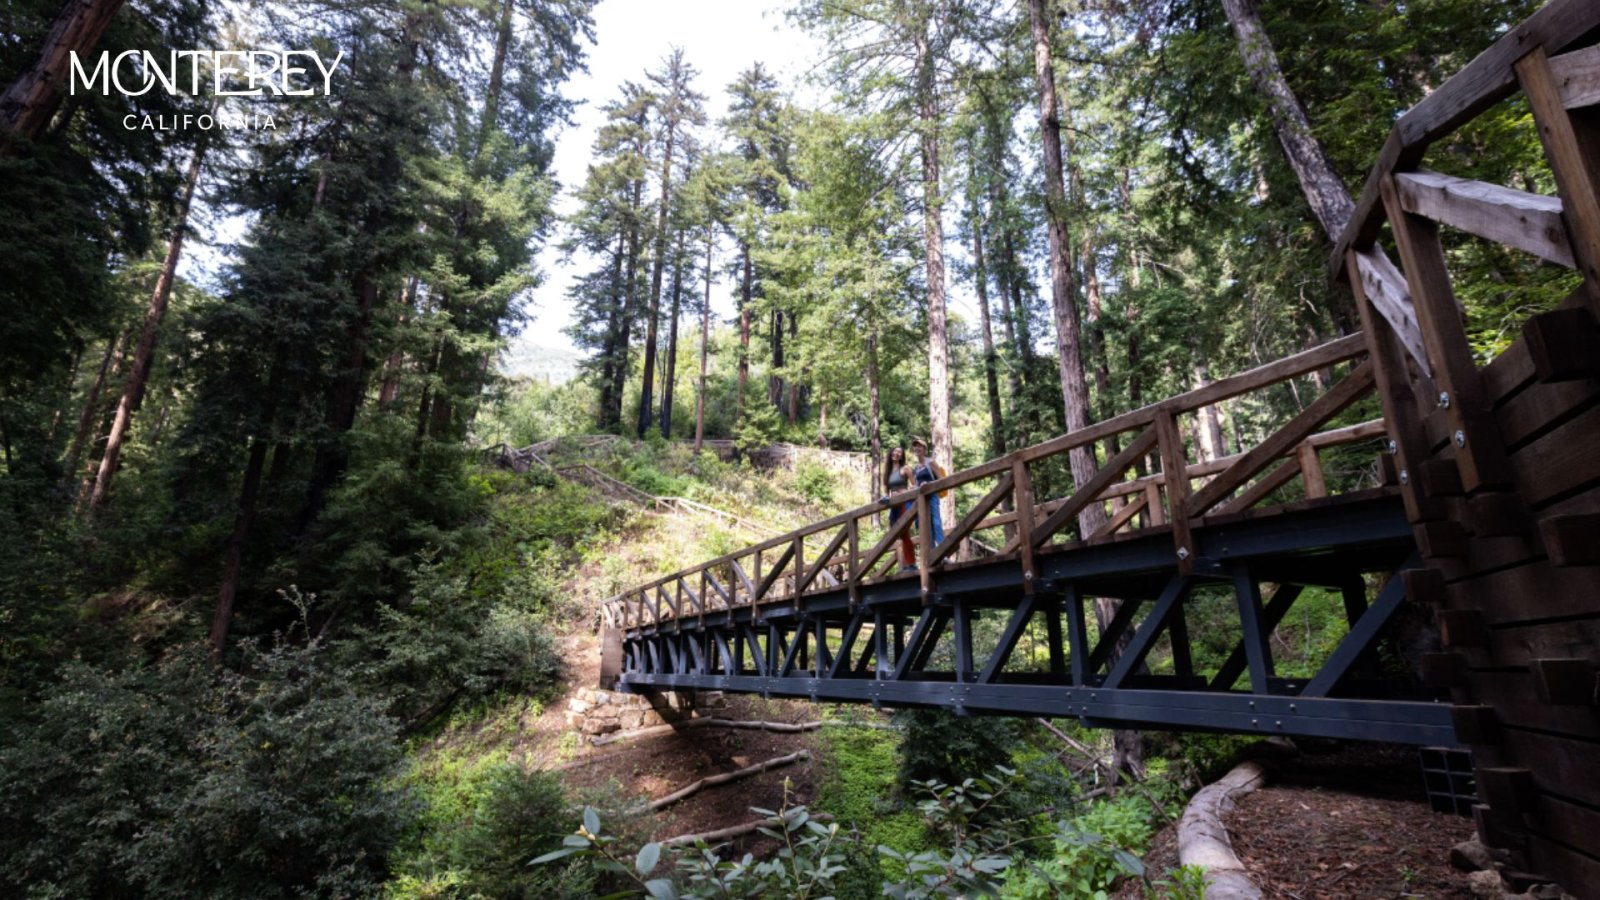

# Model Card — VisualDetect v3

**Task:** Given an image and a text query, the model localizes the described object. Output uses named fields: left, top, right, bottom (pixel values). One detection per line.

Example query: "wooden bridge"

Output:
left=599, top=2, right=1600, bottom=891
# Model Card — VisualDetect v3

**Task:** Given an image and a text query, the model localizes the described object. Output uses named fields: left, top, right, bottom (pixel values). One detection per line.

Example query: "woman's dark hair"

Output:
left=882, top=446, right=905, bottom=490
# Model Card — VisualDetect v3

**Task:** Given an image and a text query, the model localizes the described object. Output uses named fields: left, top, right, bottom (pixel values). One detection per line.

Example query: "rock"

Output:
left=580, top=716, right=620, bottom=735
left=1467, top=870, right=1505, bottom=899
left=591, top=690, right=610, bottom=706
left=1451, top=840, right=1494, bottom=872
left=620, top=710, right=645, bottom=730
left=567, top=698, right=590, bottom=715
left=1518, top=885, right=1572, bottom=900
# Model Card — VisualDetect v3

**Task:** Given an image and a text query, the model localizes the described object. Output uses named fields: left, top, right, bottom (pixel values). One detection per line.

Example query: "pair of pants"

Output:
left=889, top=501, right=915, bottom=567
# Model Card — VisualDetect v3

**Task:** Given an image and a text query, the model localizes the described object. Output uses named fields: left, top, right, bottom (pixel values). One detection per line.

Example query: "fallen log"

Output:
left=589, top=716, right=894, bottom=747
left=1177, top=759, right=1267, bottom=900
left=648, top=750, right=811, bottom=811
left=660, top=812, right=836, bottom=848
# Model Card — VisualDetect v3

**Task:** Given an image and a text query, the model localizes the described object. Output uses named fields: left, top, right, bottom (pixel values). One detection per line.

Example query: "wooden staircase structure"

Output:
left=598, top=2, right=1600, bottom=892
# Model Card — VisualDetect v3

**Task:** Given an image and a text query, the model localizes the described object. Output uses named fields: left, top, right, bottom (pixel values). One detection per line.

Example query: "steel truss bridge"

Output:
left=597, top=3, right=1600, bottom=892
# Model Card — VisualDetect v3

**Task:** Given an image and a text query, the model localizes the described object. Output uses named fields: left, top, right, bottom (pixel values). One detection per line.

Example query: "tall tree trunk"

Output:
left=0, top=0, right=124, bottom=153
left=609, top=183, right=644, bottom=430
left=597, top=234, right=626, bottom=426
left=913, top=21, right=954, bottom=527
left=302, top=270, right=379, bottom=528
left=769, top=309, right=784, bottom=410
left=46, top=340, right=86, bottom=446
left=694, top=230, right=713, bottom=453
left=866, top=331, right=882, bottom=506
left=637, top=119, right=678, bottom=438
left=63, top=331, right=119, bottom=484
left=1220, top=0, right=1353, bottom=242
left=661, top=238, right=684, bottom=438
left=477, top=0, right=514, bottom=151
left=212, top=436, right=267, bottom=662
left=1083, top=235, right=1122, bottom=457
left=972, top=203, right=1005, bottom=460
left=1193, top=361, right=1226, bottom=462
left=1029, top=0, right=1105, bottom=536
left=738, top=244, right=751, bottom=412
left=89, top=138, right=208, bottom=508
left=786, top=311, right=799, bottom=425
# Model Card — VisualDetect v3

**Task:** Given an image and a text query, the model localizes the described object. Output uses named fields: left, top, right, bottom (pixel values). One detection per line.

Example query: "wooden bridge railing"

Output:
left=603, top=332, right=1387, bottom=630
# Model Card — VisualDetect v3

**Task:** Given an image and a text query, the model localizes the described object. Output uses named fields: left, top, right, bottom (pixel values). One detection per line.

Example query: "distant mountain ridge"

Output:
left=500, top=342, right=583, bottom=383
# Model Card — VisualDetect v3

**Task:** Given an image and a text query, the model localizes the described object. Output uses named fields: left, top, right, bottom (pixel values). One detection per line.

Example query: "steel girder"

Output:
left=617, top=495, right=1457, bottom=745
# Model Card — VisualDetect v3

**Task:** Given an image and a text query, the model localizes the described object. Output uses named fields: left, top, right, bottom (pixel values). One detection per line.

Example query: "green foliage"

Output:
left=394, top=755, right=592, bottom=899
left=0, top=637, right=412, bottom=898
left=895, top=709, right=1020, bottom=789
left=793, top=460, right=837, bottom=505
left=534, top=783, right=850, bottom=899
left=733, top=401, right=784, bottom=457
left=998, top=796, right=1155, bottom=900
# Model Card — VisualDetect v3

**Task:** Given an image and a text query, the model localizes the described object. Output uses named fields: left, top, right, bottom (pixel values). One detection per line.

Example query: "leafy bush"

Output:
left=999, top=795, right=1155, bottom=900
left=895, top=709, right=1019, bottom=789
left=794, top=461, right=836, bottom=505
left=0, top=639, right=413, bottom=898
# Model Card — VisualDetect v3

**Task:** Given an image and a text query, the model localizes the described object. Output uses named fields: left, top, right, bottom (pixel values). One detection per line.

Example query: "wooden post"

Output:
left=1297, top=442, right=1327, bottom=498
left=1517, top=46, right=1600, bottom=313
left=916, top=491, right=933, bottom=603
left=1012, top=459, right=1037, bottom=594
left=1154, top=411, right=1194, bottom=574
left=1381, top=174, right=1510, bottom=491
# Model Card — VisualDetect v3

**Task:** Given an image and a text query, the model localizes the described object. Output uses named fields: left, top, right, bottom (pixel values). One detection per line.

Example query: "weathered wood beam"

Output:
left=1548, top=43, right=1600, bottom=110
left=1394, top=170, right=1574, bottom=267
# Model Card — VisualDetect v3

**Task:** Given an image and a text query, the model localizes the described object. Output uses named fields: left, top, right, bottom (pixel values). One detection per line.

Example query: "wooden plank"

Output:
left=797, top=525, right=850, bottom=595
left=1213, top=457, right=1301, bottom=517
left=1519, top=45, right=1600, bottom=310
left=1448, top=561, right=1600, bottom=626
left=1383, top=174, right=1513, bottom=491
left=1089, top=492, right=1148, bottom=540
left=1548, top=43, right=1600, bottom=109
left=1499, top=728, right=1600, bottom=809
left=930, top=472, right=1013, bottom=566
left=1031, top=427, right=1158, bottom=547
left=853, top=503, right=916, bottom=582
left=1012, top=460, right=1038, bottom=593
left=1297, top=442, right=1327, bottom=498
left=728, top=558, right=756, bottom=603
left=1525, top=798, right=1600, bottom=893
left=1510, top=401, right=1600, bottom=509
left=1484, top=335, right=1538, bottom=405
left=1394, top=170, right=1575, bottom=267
left=1495, top=372, right=1600, bottom=450
left=1467, top=671, right=1600, bottom=741
left=1153, top=412, right=1193, bottom=571
left=1188, top=361, right=1375, bottom=516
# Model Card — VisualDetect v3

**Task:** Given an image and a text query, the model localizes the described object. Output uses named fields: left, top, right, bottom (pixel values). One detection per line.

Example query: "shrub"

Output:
left=895, top=709, right=1019, bottom=789
left=794, top=461, right=836, bottom=506
left=0, top=640, right=413, bottom=899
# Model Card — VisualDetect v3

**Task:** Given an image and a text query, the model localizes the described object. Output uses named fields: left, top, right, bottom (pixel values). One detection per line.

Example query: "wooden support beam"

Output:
left=930, top=472, right=1013, bottom=565
left=1540, top=513, right=1600, bottom=565
left=1032, top=428, right=1158, bottom=548
left=1439, top=608, right=1490, bottom=648
left=1089, top=492, right=1148, bottom=540
left=1189, top=362, right=1375, bottom=517
left=1296, top=442, right=1327, bottom=499
left=1012, top=460, right=1038, bottom=593
left=1547, top=43, right=1600, bottom=109
left=1519, top=45, right=1600, bottom=310
left=1523, top=308, right=1600, bottom=382
left=1154, top=412, right=1194, bottom=572
left=1393, top=170, right=1575, bottom=267
left=1349, top=248, right=1432, bottom=378
left=1104, top=575, right=1190, bottom=689
left=797, top=525, right=851, bottom=595
left=1451, top=704, right=1502, bottom=745
left=1212, top=583, right=1303, bottom=692
left=1231, top=567, right=1275, bottom=695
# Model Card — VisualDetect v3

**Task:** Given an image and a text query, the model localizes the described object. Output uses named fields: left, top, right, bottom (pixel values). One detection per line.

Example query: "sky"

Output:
left=506, top=0, right=825, bottom=374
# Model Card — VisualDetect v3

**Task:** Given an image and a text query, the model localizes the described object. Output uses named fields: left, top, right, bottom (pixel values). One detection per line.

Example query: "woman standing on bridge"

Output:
left=911, top=437, right=947, bottom=548
left=882, top=446, right=916, bottom=570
